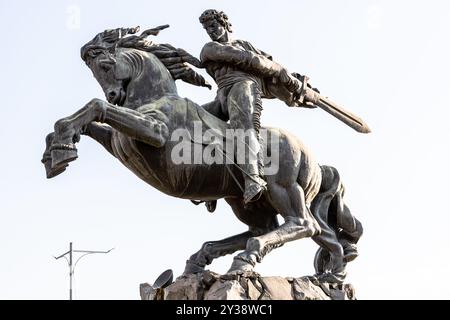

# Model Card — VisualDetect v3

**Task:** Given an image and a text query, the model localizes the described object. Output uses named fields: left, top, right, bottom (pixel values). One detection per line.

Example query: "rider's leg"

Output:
left=227, top=80, right=266, bottom=204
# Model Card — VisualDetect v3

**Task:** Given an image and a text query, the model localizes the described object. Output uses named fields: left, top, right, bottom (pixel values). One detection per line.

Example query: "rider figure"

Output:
left=198, top=9, right=307, bottom=203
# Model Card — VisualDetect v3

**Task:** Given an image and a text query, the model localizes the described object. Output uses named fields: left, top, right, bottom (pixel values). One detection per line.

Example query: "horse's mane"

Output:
left=80, top=25, right=211, bottom=89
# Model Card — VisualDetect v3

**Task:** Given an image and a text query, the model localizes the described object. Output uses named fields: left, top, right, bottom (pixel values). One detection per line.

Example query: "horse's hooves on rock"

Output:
left=183, top=261, right=205, bottom=275
left=315, top=272, right=345, bottom=284
left=227, top=257, right=255, bottom=274
left=153, top=269, right=174, bottom=289
left=51, top=148, right=78, bottom=169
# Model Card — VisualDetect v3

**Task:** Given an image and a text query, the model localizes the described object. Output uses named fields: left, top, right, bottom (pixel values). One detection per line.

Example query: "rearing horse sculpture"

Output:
left=42, top=27, right=362, bottom=283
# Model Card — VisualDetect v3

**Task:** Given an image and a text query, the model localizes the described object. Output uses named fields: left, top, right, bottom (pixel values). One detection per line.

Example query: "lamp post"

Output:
left=54, top=242, right=114, bottom=300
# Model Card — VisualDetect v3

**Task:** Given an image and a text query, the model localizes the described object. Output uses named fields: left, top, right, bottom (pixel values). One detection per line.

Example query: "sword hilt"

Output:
left=292, top=74, right=320, bottom=107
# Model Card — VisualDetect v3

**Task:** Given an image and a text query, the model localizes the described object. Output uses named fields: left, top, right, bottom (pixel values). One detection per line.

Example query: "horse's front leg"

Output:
left=42, top=123, right=116, bottom=178
left=82, top=122, right=114, bottom=155
left=42, top=132, right=70, bottom=178
left=49, top=98, right=168, bottom=176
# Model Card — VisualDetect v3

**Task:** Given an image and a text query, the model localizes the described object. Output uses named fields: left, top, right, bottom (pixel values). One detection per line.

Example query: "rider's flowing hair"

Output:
left=199, top=9, right=233, bottom=32
left=80, top=26, right=211, bottom=90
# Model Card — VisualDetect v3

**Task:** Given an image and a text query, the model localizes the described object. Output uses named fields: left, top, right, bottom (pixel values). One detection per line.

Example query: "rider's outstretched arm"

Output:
left=200, top=42, right=285, bottom=79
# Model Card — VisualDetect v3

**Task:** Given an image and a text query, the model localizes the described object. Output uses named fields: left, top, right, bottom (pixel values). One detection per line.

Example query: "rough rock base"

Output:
left=140, top=271, right=356, bottom=300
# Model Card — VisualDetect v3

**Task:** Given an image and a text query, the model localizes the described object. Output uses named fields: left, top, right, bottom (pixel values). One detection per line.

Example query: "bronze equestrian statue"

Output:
left=42, top=12, right=367, bottom=284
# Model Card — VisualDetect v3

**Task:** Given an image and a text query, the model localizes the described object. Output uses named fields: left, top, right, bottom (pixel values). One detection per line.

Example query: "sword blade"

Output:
left=314, top=93, right=371, bottom=134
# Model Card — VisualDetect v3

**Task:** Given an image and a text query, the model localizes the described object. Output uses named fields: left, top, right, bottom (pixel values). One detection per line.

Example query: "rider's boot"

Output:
left=242, top=161, right=267, bottom=204
left=238, top=129, right=267, bottom=204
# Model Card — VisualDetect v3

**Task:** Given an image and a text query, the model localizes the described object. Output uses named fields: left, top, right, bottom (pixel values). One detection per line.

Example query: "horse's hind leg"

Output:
left=183, top=198, right=278, bottom=275
left=310, top=165, right=352, bottom=283
left=334, top=193, right=363, bottom=262
left=311, top=228, right=346, bottom=283
left=183, top=231, right=254, bottom=275
left=229, top=183, right=320, bottom=273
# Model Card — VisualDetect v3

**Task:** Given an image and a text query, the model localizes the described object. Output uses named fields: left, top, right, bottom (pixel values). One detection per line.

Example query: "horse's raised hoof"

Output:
left=43, top=158, right=68, bottom=178
left=153, top=269, right=174, bottom=289
left=41, top=153, right=67, bottom=179
left=47, top=163, right=68, bottom=179
left=50, top=143, right=78, bottom=169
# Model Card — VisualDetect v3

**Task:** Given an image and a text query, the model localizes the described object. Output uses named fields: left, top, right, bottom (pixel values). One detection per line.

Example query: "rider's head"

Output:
left=199, top=9, right=232, bottom=43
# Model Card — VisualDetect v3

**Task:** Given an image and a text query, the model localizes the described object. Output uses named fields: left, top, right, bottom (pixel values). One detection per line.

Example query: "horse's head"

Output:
left=81, top=27, right=178, bottom=108
left=81, top=26, right=213, bottom=108
left=80, top=27, right=141, bottom=106
left=83, top=48, right=130, bottom=105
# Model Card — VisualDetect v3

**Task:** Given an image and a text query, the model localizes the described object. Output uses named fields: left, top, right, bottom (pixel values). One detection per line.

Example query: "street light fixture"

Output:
left=54, top=242, right=114, bottom=300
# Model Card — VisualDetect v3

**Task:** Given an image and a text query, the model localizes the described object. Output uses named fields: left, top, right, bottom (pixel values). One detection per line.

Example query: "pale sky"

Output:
left=1, top=0, right=449, bottom=299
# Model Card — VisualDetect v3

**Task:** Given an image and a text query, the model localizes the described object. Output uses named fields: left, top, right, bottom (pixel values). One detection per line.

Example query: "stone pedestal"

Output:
left=140, top=271, right=356, bottom=300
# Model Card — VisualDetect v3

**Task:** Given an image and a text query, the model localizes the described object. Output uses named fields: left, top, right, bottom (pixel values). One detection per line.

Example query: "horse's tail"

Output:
left=310, top=165, right=363, bottom=279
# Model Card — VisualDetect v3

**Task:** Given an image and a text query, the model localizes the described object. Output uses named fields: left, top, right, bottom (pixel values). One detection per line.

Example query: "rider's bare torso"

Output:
left=202, top=40, right=268, bottom=88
